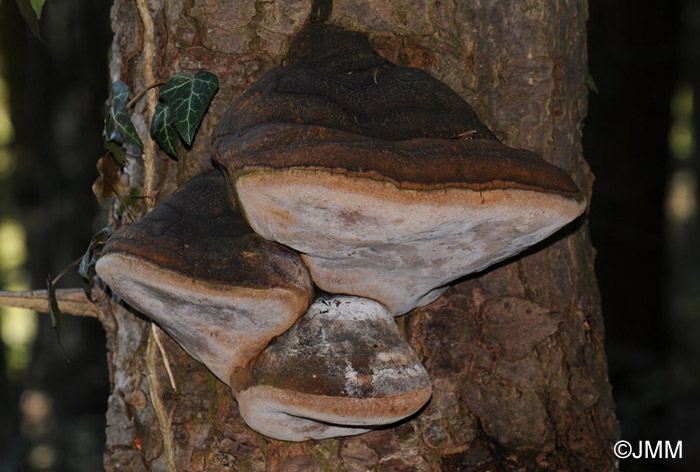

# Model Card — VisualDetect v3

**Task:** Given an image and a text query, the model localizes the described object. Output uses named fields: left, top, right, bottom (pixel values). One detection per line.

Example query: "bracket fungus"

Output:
left=95, top=170, right=314, bottom=384
left=96, top=22, right=588, bottom=443
left=232, top=295, right=432, bottom=441
left=213, top=23, right=586, bottom=315
left=95, top=171, right=429, bottom=441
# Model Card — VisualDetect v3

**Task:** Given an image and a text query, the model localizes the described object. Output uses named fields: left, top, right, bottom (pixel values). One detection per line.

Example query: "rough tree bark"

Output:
left=101, top=1, right=618, bottom=470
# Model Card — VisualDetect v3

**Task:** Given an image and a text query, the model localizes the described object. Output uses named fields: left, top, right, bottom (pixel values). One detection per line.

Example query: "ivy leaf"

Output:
left=109, top=103, right=144, bottom=148
left=15, top=0, right=44, bottom=41
left=78, top=225, right=113, bottom=300
left=108, top=81, right=144, bottom=148
left=46, top=277, right=65, bottom=328
left=109, top=81, right=130, bottom=126
left=46, top=276, right=71, bottom=362
left=158, top=71, right=219, bottom=145
left=586, top=73, right=599, bottom=94
left=111, top=80, right=131, bottom=106
left=150, top=103, right=179, bottom=159
left=104, top=139, right=126, bottom=168
left=30, top=0, right=47, bottom=19
left=102, top=110, right=127, bottom=168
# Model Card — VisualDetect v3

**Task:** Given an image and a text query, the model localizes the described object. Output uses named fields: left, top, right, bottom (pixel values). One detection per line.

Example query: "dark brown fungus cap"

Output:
left=213, top=23, right=586, bottom=315
left=213, top=23, right=495, bottom=143
left=95, top=170, right=314, bottom=384
left=232, top=295, right=432, bottom=441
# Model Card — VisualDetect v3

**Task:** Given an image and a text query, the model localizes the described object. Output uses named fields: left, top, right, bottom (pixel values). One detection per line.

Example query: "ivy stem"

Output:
left=51, top=257, right=83, bottom=285
left=127, top=81, right=167, bottom=109
left=103, top=176, right=137, bottom=223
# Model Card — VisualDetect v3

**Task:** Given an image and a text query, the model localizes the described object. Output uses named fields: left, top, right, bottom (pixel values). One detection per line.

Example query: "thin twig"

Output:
left=152, top=323, right=177, bottom=391
left=146, top=327, right=177, bottom=472
left=0, top=289, right=98, bottom=318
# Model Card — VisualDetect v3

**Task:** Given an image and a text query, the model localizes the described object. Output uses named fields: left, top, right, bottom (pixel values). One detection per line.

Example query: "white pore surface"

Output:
left=305, top=294, right=394, bottom=322
left=237, top=172, right=585, bottom=315
left=95, top=254, right=302, bottom=384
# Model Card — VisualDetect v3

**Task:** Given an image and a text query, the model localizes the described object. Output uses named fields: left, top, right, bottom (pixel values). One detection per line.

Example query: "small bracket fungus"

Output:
left=213, top=23, right=586, bottom=315
left=95, top=170, right=314, bottom=384
left=232, top=295, right=432, bottom=442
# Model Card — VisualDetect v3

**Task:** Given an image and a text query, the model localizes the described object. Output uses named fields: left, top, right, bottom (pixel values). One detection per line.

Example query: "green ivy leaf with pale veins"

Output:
left=107, top=81, right=144, bottom=148
left=150, top=102, right=179, bottom=159
left=158, top=71, right=219, bottom=146
left=111, top=80, right=131, bottom=106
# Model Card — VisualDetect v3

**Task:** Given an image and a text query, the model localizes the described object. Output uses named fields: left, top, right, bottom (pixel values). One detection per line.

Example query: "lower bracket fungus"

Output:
left=232, top=295, right=432, bottom=441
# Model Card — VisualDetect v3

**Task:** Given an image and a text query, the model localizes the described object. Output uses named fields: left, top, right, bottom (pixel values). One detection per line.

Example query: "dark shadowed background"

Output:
left=0, top=1, right=697, bottom=471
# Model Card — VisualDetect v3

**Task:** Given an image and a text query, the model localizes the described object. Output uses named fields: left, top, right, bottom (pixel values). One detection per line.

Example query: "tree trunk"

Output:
left=103, top=1, right=618, bottom=470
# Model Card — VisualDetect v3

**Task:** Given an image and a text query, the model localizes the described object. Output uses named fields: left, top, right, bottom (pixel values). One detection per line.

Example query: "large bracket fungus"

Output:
left=213, top=23, right=586, bottom=316
left=97, top=22, right=586, bottom=443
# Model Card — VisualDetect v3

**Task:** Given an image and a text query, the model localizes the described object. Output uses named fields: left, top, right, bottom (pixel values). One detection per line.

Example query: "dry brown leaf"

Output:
left=92, top=155, right=129, bottom=206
